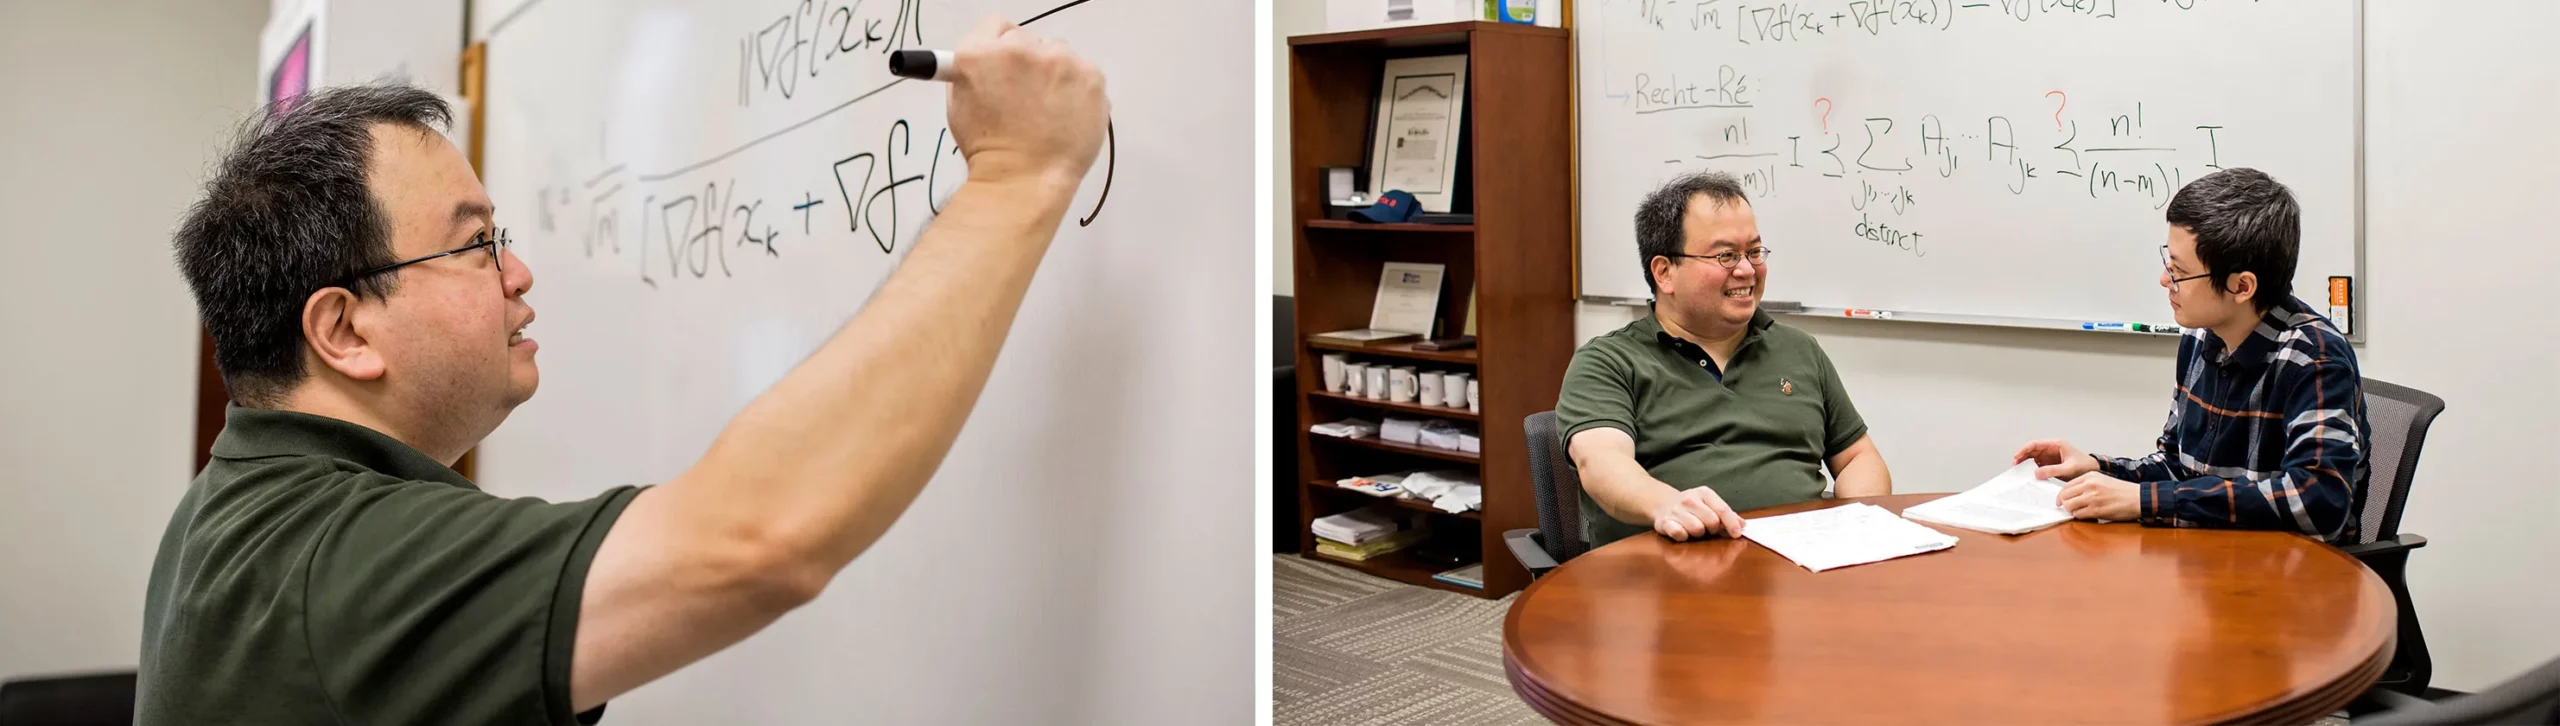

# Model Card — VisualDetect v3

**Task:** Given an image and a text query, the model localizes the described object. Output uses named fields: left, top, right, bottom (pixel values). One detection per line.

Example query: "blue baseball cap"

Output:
left=1350, top=190, right=1422, bottom=223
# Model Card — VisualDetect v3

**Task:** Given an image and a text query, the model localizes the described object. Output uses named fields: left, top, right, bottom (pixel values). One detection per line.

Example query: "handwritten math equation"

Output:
left=534, top=118, right=967, bottom=288
left=1627, top=0, right=2235, bottom=40
left=524, top=0, right=1114, bottom=288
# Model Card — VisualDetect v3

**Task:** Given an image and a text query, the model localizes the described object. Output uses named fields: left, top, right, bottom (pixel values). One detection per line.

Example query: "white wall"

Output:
left=1575, top=1, right=2560, bottom=691
left=0, top=0, right=268, bottom=678
left=1272, top=0, right=1326, bottom=297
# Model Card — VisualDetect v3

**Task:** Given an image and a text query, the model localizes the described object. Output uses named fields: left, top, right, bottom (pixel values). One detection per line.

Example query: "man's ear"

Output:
left=2224, top=271, right=2259, bottom=309
left=1649, top=256, right=1677, bottom=298
left=303, top=288, right=386, bottom=382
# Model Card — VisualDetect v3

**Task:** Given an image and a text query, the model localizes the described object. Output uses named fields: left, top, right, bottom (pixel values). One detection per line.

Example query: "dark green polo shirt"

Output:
left=139, top=406, right=640, bottom=725
left=1556, top=310, right=1868, bottom=547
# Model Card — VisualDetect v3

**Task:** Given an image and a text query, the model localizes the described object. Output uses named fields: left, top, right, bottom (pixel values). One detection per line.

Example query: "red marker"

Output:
left=1843, top=309, right=1893, bottom=319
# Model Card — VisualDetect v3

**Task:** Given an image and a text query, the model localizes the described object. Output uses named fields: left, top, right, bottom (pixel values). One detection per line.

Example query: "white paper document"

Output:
left=1900, top=461, right=2075, bottom=535
left=1741, top=503, right=1958, bottom=572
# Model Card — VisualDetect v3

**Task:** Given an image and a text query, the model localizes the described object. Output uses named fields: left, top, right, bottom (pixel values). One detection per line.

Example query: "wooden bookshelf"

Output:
left=1308, top=389, right=1480, bottom=420
left=1289, top=21, right=1572, bottom=598
left=1304, top=339, right=1480, bottom=365
left=1301, top=550, right=1482, bottom=595
left=1303, top=219, right=1476, bottom=234
left=1306, top=480, right=1485, bottom=521
left=1322, top=434, right=1481, bottom=464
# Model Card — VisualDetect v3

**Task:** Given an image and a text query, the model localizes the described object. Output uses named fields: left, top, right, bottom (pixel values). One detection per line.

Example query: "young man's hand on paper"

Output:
left=2057, top=472, right=2140, bottom=521
left=2013, top=439, right=2102, bottom=481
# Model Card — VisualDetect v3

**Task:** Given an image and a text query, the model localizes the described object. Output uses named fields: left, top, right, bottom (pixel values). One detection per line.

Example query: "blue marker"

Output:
left=2082, top=322, right=2132, bottom=332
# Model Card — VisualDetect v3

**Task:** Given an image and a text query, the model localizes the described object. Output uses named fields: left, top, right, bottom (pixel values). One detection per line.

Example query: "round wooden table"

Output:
left=1503, top=494, right=2396, bottom=725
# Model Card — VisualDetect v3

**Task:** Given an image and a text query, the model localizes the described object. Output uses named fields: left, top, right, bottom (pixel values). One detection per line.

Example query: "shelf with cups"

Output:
left=1308, top=390, right=1480, bottom=421
left=1289, top=21, right=1570, bottom=598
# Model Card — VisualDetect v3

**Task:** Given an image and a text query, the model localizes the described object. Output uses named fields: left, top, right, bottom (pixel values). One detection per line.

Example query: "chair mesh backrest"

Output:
left=2358, top=378, right=2446, bottom=545
left=1525, top=412, right=1589, bottom=562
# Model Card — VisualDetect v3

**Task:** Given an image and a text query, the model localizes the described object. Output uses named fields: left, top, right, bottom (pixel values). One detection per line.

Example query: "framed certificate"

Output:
left=1369, top=54, right=1467, bottom=213
left=1371, top=261, right=1447, bottom=335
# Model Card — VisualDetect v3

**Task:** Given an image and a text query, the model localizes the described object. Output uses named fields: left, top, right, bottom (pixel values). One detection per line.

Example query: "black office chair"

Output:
left=2357, top=652, right=2560, bottom=726
left=0, top=670, right=136, bottom=726
left=1273, top=295, right=1300, bottom=553
left=1502, top=410, right=1587, bottom=579
left=2342, top=378, right=2446, bottom=699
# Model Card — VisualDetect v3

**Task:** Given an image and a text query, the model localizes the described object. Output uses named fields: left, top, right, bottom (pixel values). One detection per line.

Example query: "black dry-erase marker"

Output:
left=888, top=50, right=956, bottom=81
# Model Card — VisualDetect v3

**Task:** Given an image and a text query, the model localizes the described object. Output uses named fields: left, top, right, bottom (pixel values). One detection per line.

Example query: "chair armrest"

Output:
left=1504, top=528, right=1558, bottom=579
left=2350, top=687, right=2445, bottom=726
left=2356, top=687, right=2433, bottom=711
left=2340, top=533, right=2427, bottom=560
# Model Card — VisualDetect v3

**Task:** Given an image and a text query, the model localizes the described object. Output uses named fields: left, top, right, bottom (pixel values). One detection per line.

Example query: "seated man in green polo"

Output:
left=1557, top=172, right=1892, bottom=546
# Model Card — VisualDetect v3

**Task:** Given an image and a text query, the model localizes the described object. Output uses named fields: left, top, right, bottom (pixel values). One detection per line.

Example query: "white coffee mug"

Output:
left=1363, top=366, right=1389, bottom=400
left=1418, top=371, right=1443, bottom=405
left=1467, top=378, right=1480, bottom=413
left=1344, top=362, right=1370, bottom=397
left=1441, top=372, right=1470, bottom=408
left=1389, top=366, right=1418, bottom=403
left=1322, top=354, right=1348, bottom=393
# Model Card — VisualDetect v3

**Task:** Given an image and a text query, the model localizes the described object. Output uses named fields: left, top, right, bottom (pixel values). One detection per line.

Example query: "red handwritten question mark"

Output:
left=2045, top=90, right=2067, bottom=130
left=1814, top=97, right=1833, bottom=134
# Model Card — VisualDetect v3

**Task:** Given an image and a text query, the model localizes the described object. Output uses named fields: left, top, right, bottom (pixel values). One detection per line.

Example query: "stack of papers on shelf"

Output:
left=1312, top=508, right=1402, bottom=545
left=1317, top=529, right=1426, bottom=561
left=1900, top=461, right=2074, bottom=535
left=1401, top=470, right=1482, bottom=513
left=1742, top=503, right=1958, bottom=572
left=1310, top=419, right=1379, bottom=439
left=1417, top=421, right=1469, bottom=451
left=1456, top=432, right=1480, bottom=454
left=1380, top=417, right=1425, bottom=445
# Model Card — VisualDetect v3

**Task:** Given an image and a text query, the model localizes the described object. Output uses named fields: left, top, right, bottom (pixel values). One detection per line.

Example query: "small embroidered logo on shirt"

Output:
left=1780, top=379, right=1794, bottom=395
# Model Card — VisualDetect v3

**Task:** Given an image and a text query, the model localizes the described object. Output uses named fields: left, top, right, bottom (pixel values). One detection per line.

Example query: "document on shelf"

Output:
left=1900, top=461, right=2075, bottom=535
left=1740, top=503, right=1957, bottom=572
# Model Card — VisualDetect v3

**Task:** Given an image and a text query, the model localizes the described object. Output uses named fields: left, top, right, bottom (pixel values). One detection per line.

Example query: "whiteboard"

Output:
left=470, top=0, right=1251, bottom=722
left=1576, top=0, right=2360, bottom=331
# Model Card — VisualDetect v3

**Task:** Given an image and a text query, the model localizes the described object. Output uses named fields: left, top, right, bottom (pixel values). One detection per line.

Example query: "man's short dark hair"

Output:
left=2165, top=167, right=2299, bottom=313
left=1633, top=171, right=1750, bottom=296
left=174, top=85, right=452, bottom=407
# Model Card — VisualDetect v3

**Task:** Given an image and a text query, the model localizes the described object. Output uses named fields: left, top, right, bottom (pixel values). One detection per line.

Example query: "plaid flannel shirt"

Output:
left=2098, top=296, right=2368, bottom=542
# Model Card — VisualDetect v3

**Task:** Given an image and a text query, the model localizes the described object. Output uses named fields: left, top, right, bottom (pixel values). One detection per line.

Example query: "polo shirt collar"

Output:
left=207, top=405, right=474, bottom=487
left=1645, top=308, right=1776, bottom=363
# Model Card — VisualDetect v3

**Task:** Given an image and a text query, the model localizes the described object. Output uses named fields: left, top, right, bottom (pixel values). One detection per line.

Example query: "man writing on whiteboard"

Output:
left=2015, top=168, right=2368, bottom=540
left=139, top=17, right=1105, bottom=725
left=1556, top=172, right=1893, bottom=547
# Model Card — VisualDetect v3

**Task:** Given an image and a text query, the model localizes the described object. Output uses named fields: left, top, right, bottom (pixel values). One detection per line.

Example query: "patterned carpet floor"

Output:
left=1271, top=554, right=1546, bottom=726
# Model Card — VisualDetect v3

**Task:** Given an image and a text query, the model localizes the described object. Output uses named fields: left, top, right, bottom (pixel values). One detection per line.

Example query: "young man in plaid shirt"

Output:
left=2014, top=168, right=2369, bottom=542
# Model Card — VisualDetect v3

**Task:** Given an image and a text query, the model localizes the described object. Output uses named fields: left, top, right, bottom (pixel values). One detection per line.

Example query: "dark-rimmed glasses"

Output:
left=334, top=228, right=510, bottom=292
left=2159, top=245, right=2212, bottom=292
left=1664, top=246, right=1772, bottom=270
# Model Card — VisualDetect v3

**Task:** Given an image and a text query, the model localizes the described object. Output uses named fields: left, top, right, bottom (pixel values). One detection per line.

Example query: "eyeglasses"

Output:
left=335, top=228, right=510, bottom=292
left=2158, top=245, right=2212, bottom=292
left=1664, top=247, right=1772, bottom=270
